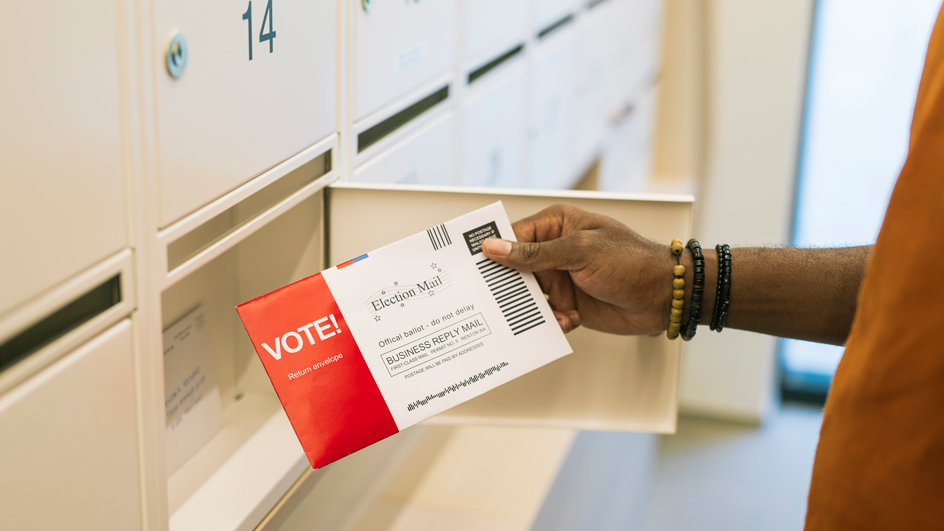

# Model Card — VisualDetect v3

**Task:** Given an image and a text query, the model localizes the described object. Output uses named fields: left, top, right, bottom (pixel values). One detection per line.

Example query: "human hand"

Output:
left=482, top=204, right=675, bottom=335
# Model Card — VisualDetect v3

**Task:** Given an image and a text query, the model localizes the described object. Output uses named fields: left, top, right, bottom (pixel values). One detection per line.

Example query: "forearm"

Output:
left=679, top=246, right=871, bottom=345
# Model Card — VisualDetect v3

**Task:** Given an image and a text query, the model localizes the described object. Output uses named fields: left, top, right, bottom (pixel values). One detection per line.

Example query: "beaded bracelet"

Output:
left=717, top=244, right=732, bottom=331
left=710, top=244, right=732, bottom=332
left=681, top=239, right=705, bottom=341
left=667, top=239, right=685, bottom=340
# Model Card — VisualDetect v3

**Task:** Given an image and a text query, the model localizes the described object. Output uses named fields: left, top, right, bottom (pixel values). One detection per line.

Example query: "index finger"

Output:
left=510, top=204, right=597, bottom=243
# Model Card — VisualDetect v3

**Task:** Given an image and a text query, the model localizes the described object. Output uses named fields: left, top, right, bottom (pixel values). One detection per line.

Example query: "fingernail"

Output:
left=557, top=317, right=568, bottom=330
left=485, top=238, right=512, bottom=257
left=566, top=311, right=581, bottom=327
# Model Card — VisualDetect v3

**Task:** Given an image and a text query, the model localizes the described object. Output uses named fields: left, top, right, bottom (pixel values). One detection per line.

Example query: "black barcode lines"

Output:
left=427, top=224, right=452, bottom=251
left=476, top=258, right=545, bottom=335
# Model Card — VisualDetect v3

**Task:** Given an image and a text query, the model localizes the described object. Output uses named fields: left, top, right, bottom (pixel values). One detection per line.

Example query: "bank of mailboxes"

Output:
left=349, top=0, right=661, bottom=191
left=0, top=1, right=668, bottom=530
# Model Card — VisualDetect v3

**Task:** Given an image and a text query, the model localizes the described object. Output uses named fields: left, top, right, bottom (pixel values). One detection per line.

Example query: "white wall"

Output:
left=676, top=0, right=815, bottom=422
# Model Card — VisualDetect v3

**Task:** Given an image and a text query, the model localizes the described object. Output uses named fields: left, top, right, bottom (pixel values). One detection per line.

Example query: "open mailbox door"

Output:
left=327, top=183, right=693, bottom=434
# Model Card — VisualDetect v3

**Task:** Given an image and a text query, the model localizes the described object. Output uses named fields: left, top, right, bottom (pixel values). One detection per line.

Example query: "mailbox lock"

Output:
left=166, top=31, right=189, bottom=79
left=362, top=0, right=373, bottom=12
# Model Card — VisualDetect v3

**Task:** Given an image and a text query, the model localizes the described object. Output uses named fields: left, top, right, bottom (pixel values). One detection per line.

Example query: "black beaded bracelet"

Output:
left=710, top=244, right=732, bottom=332
left=717, top=245, right=732, bottom=331
left=681, top=239, right=704, bottom=341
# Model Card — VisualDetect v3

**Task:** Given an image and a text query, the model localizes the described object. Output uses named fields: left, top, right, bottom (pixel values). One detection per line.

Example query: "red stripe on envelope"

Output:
left=236, top=273, right=398, bottom=469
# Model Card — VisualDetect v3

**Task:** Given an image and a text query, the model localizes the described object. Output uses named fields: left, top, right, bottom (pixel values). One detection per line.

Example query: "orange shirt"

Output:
left=805, top=6, right=944, bottom=530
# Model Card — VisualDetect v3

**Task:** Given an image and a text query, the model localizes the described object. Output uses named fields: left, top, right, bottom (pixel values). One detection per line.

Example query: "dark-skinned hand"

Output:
left=482, top=204, right=673, bottom=335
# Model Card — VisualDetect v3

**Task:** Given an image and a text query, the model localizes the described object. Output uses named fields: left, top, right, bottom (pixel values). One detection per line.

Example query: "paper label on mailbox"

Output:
left=236, top=202, right=572, bottom=469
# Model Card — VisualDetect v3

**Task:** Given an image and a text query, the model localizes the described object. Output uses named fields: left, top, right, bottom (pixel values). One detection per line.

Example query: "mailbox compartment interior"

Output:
left=161, top=190, right=325, bottom=524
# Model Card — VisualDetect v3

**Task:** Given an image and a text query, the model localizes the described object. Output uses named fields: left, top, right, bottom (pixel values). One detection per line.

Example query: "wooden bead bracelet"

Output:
left=667, top=239, right=685, bottom=339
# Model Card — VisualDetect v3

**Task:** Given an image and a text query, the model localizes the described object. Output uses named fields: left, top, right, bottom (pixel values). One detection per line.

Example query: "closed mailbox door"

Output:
left=0, top=0, right=126, bottom=317
left=460, top=70, right=527, bottom=188
left=462, top=0, right=527, bottom=62
left=527, top=36, right=575, bottom=190
left=0, top=320, right=141, bottom=530
left=570, top=13, right=609, bottom=171
left=327, top=183, right=693, bottom=433
left=153, top=0, right=336, bottom=226
left=354, top=0, right=455, bottom=120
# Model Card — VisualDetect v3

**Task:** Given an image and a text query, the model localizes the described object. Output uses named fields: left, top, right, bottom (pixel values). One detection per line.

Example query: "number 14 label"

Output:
left=242, top=0, right=276, bottom=61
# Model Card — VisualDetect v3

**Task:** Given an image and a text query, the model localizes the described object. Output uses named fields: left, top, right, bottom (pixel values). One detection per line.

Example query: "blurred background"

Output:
left=1, top=0, right=941, bottom=529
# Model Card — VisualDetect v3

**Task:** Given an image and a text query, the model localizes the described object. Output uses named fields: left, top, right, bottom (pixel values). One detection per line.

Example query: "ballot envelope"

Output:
left=236, top=202, right=572, bottom=469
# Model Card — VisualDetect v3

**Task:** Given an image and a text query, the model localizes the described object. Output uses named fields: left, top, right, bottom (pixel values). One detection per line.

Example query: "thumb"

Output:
left=482, top=236, right=581, bottom=272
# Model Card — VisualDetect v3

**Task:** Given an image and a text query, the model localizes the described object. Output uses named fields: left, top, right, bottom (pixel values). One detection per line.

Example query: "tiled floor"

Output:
left=533, top=403, right=824, bottom=531
left=640, top=404, right=823, bottom=531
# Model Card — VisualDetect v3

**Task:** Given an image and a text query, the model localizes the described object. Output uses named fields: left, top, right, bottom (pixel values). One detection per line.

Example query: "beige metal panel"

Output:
left=460, top=67, right=527, bottom=188
left=0, top=0, right=127, bottom=318
left=650, top=0, right=707, bottom=183
left=153, top=0, right=336, bottom=226
left=327, top=183, right=693, bottom=433
left=0, top=319, right=141, bottom=530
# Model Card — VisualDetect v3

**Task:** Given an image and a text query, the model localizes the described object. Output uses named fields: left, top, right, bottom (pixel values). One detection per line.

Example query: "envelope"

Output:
left=236, top=201, right=572, bottom=469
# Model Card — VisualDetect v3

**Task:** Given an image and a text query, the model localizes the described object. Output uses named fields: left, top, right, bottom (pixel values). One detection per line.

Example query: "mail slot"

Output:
left=533, top=0, right=580, bottom=37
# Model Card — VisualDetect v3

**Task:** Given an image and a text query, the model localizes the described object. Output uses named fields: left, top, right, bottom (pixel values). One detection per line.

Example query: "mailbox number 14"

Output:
left=242, top=0, right=276, bottom=61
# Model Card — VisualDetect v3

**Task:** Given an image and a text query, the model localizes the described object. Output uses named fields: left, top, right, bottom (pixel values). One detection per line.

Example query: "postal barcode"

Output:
left=476, top=258, right=545, bottom=335
left=427, top=224, right=452, bottom=251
